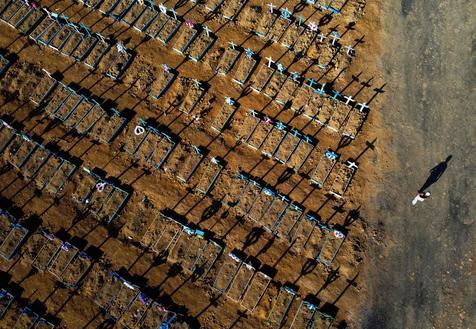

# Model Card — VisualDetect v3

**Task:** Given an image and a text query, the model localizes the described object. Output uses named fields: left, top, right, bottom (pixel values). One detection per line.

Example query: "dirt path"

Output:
left=363, top=0, right=475, bottom=328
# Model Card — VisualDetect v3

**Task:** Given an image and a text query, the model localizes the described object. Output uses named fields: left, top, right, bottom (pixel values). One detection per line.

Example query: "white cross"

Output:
left=229, top=41, right=237, bottom=49
left=309, top=22, right=318, bottom=33
left=116, top=41, right=126, bottom=53
left=345, top=45, right=355, bottom=55
left=159, top=3, right=167, bottom=14
left=317, top=33, right=326, bottom=42
left=358, top=102, right=369, bottom=112
left=193, top=79, right=201, bottom=88
left=318, top=83, right=326, bottom=94
left=225, top=97, right=235, bottom=105
left=344, top=95, right=354, bottom=105
left=347, top=161, right=358, bottom=169
left=170, top=8, right=177, bottom=19
left=330, top=31, right=340, bottom=45
left=267, top=2, right=275, bottom=13
left=266, top=56, right=273, bottom=67
left=203, top=25, right=211, bottom=36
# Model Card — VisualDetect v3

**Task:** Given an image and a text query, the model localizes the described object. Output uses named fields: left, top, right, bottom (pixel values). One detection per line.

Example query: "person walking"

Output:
left=412, top=191, right=431, bottom=205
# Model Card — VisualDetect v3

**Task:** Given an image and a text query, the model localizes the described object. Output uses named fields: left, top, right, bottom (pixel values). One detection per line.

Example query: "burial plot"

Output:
left=120, top=0, right=147, bottom=26
left=241, top=270, right=271, bottom=312
left=28, top=15, right=54, bottom=42
left=254, top=6, right=278, bottom=39
left=236, top=178, right=262, bottom=216
left=122, top=201, right=159, bottom=241
left=139, top=301, right=174, bottom=329
left=342, top=106, right=368, bottom=139
left=261, top=121, right=288, bottom=158
left=163, top=143, right=205, bottom=183
left=315, top=98, right=335, bottom=126
left=223, top=171, right=250, bottom=207
left=2, top=132, right=37, bottom=170
left=48, top=242, right=78, bottom=279
left=227, top=261, right=255, bottom=302
left=129, top=1, right=158, bottom=32
left=290, top=300, right=317, bottom=328
left=22, top=230, right=49, bottom=263
left=251, top=61, right=276, bottom=93
left=50, top=87, right=85, bottom=123
left=37, top=155, right=75, bottom=195
left=70, top=33, right=98, bottom=62
left=103, top=46, right=133, bottom=80
left=97, top=0, right=122, bottom=15
left=327, top=100, right=352, bottom=132
left=310, top=150, right=339, bottom=188
left=156, top=13, right=181, bottom=44
left=303, top=89, right=324, bottom=121
left=0, top=53, right=10, bottom=76
left=123, top=119, right=177, bottom=169
left=263, top=68, right=288, bottom=99
left=149, top=64, right=176, bottom=99
left=233, top=49, right=257, bottom=85
left=204, top=0, right=224, bottom=12
left=221, top=0, right=247, bottom=20
left=0, top=289, right=14, bottom=319
left=187, top=27, right=216, bottom=62
left=94, top=272, right=127, bottom=311
left=32, top=231, right=62, bottom=272
left=314, top=42, right=339, bottom=69
left=0, top=120, right=15, bottom=153
left=107, top=278, right=140, bottom=321
left=178, top=229, right=208, bottom=273
left=292, top=213, right=323, bottom=253
left=13, top=307, right=39, bottom=329
left=273, top=203, right=304, bottom=241
left=316, top=228, right=346, bottom=266
left=275, top=74, right=300, bottom=105
left=211, top=97, right=238, bottom=133
left=15, top=4, right=45, bottom=34
left=36, top=15, right=67, bottom=47
left=281, top=22, right=306, bottom=50
left=291, top=82, right=313, bottom=112
left=247, top=187, right=276, bottom=223
left=149, top=213, right=184, bottom=255
left=293, top=28, right=317, bottom=57
left=0, top=222, right=28, bottom=260
left=320, top=0, right=346, bottom=14
left=60, top=251, right=92, bottom=288
left=85, top=107, right=126, bottom=144
left=109, top=0, right=137, bottom=21
left=260, top=194, right=289, bottom=232
left=287, top=135, right=317, bottom=171
left=267, top=286, right=297, bottom=327
left=213, top=251, right=242, bottom=293
left=178, top=79, right=205, bottom=114
left=194, top=157, right=224, bottom=195
left=237, top=109, right=260, bottom=142
left=273, top=130, right=301, bottom=164
left=268, top=9, right=293, bottom=42
left=119, top=292, right=151, bottom=329
left=83, top=38, right=111, bottom=69
left=167, top=226, right=193, bottom=263
left=329, top=161, right=357, bottom=198
left=33, top=318, right=54, bottom=329
left=246, top=116, right=274, bottom=150
left=192, top=239, right=222, bottom=278
left=216, top=43, right=241, bottom=75
left=311, top=309, right=335, bottom=328
left=143, top=8, right=170, bottom=38
left=1, top=1, right=36, bottom=30
left=48, top=23, right=75, bottom=51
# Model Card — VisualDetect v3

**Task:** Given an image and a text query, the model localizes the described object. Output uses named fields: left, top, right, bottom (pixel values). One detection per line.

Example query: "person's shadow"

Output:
left=419, top=155, right=452, bottom=192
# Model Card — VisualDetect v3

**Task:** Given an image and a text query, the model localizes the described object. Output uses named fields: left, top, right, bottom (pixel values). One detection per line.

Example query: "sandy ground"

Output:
left=0, top=0, right=391, bottom=328
left=361, top=0, right=475, bottom=328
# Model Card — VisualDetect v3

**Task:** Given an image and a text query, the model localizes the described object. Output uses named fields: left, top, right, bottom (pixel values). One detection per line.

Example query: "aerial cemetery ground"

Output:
left=0, top=0, right=387, bottom=327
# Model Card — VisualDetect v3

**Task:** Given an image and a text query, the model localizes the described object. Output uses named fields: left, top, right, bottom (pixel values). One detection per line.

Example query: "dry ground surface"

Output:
left=0, top=0, right=393, bottom=328
left=362, top=0, right=475, bottom=328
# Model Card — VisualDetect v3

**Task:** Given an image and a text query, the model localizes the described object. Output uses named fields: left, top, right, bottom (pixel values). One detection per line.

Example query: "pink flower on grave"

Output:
left=185, top=20, right=194, bottom=28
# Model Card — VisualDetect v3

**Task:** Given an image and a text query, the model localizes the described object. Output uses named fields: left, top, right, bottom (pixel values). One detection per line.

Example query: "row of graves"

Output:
left=0, top=0, right=133, bottom=80
left=83, top=266, right=190, bottom=328
left=78, top=0, right=217, bottom=62
left=0, top=288, right=55, bottom=328
left=253, top=4, right=355, bottom=65
left=0, top=120, right=130, bottom=223
left=30, top=69, right=128, bottom=145
left=121, top=207, right=336, bottom=327
left=214, top=47, right=369, bottom=139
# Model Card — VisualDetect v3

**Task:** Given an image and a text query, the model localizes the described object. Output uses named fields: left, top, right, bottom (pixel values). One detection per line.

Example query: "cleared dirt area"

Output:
left=0, top=0, right=389, bottom=328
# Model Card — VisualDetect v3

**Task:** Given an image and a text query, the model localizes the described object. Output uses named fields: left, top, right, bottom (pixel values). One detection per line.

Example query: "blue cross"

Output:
left=245, top=48, right=254, bottom=58
left=281, top=7, right=291, bottom=19
left=332, top=90, right=341, bottom=100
